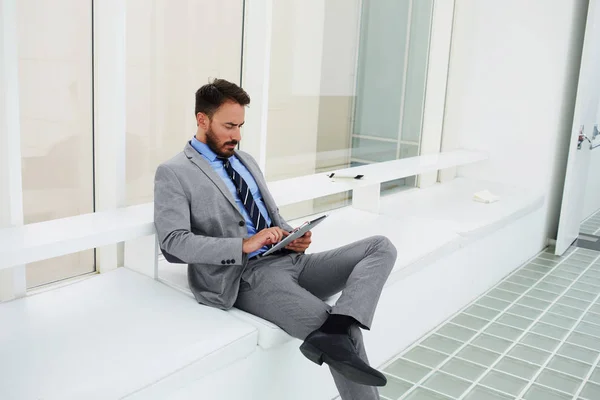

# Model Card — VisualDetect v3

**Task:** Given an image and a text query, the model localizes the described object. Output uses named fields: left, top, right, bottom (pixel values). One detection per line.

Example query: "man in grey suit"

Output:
left=154, top=79, right=397, bottom=400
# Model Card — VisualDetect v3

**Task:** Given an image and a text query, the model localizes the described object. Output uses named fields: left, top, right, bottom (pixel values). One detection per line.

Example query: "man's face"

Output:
left=202, top=101, right=245, bottom=158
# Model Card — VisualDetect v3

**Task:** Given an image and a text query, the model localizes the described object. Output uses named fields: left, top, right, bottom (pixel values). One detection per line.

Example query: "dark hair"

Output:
left=194, top=78, right=251, bottom=118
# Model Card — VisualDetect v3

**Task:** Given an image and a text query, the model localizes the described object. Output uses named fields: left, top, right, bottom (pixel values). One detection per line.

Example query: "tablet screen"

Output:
left=262, top=214, right=328, bottom=256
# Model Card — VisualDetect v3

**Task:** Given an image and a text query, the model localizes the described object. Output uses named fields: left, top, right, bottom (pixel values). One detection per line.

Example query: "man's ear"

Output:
left=196, top=112, right=209, bottom=129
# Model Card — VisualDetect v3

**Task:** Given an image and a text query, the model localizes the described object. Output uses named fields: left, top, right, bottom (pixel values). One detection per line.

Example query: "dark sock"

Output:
left=318, top=314, right=358, bottom=334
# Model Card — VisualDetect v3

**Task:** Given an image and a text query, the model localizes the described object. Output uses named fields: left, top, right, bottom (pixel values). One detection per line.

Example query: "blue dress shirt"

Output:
left=190, top=137, right=271, bottom=258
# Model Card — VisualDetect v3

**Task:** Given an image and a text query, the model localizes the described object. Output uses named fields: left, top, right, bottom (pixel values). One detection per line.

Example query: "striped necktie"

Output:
left=219, top=157, right=269, bottom=232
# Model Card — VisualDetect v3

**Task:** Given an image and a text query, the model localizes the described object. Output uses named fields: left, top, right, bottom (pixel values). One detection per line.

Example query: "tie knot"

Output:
left=217, top=156, right=230, bottom=166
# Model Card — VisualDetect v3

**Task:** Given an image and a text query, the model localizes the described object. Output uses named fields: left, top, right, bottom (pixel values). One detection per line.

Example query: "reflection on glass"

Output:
left=266, top=0, right=433, bottom=219
left=125, top=0, right=244, bottom=206
left=17, top=0, right=95, bottom=288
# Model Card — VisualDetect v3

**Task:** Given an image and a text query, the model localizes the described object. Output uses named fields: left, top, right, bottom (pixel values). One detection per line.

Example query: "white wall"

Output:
left=443, top=0, right=589, bottom=244
left=582, top=104, right=600, bottom=220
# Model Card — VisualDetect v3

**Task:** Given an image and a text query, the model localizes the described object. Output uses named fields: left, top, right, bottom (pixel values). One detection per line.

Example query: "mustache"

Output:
left=224, top=140, right=239, bottom=146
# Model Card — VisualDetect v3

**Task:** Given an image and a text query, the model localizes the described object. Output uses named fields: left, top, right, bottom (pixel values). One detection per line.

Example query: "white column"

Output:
left=240, top=0, right=273, bottom=171
left=420, top=0, right=456, bottom=187
left=0, top=0, right=26, bottom=300
left=94, top=0, right=127, bottom=273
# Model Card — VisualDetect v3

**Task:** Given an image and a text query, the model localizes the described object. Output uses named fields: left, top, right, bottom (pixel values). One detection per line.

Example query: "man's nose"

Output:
left=232, top=127, right=242, bottom=141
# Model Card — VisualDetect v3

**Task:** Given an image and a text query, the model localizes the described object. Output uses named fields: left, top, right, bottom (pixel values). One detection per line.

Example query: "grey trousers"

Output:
left=234, top=235, right=397, bottom=400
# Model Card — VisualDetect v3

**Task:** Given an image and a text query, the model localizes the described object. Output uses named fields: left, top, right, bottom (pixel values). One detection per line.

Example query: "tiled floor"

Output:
left=580, top=211, right=600, bottom=235
left=379, top=246, right=600, bottom=400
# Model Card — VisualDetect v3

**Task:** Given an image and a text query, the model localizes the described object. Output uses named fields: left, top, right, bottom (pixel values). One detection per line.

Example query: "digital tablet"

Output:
left=262, top=214, right=328, bottom=256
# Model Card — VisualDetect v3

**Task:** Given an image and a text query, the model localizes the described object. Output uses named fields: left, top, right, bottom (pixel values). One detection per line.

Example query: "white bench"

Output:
left=158, top=176, right=545, bottom=351
left=7, top=149, right=543, bottom=400
left=0, top=267, right=257, bottom=399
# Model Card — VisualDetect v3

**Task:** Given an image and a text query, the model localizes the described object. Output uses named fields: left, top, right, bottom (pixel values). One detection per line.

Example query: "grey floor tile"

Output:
left=494, top=356, right=540, bottom=380
left=589, top=304, right=600, bottom=314
left=497, top=313, right=533, bottom=330
left=589, top=367, right=600, bottom=384
left=568, top=332, right=600, bottom=351
left=575, top=321, right=600, bottom=338
left=534, top=282, right=565, bottom=294
left=539, top=312, right=578, bottom=329
left=520, top=333, right=560, bottom=352
left=436, top=323, right=477, bottom=342
left=547, top=355, right=592, bottom=379
left=403, top=388, right=452, bottom=400
left=485, top=289, right=520, bottom=303
left=404, top=346, right=448, bottom=369
left=550, top=270, right=580, bottom=282
left=457, top=345, right=501, bottom=367
left=451, top=313, right=489, bottom=330
left=472, top=334, right=513, bottom=353
left=475, top=296, right=510, bottom=311
left=497, top=282, right=529, bottom=295
left=573, top=282, right=599, bottom=294
left=508, top=345, right=551, bottom=365
left=580, top=381, right=600, bottom=400
left=542, top=275, right=574, bottom=287
left=523, top=384, right=573, bottom=400
left=517, top=296, right=551, bottom=311
left=507, top=275, right=538, bottom=287
left=528, top=289, right=559, bottom=302
left=463, top=386, right=515, bottom=400
left=440, top=358, right=486, bottom=381
left=423, top=372, right=471, bottom=398
left=556, top=343, right=599, bottom=364
left=516, top=270, right=546, bottom=281
left=531, top=258, right=560, bottom=267
left=550, top=303, right=585, bottom=319
left=556, top=296, right=591, bottom=310
left=465, top=304, right=502, bottom=320
left=530, top=322, right=569, bottom=340
left=480, top=370, right=528, bottom=396
left=385, top=358, right=431, bottom=383
left=421, top=334, right=463, bottom=355
left=567, top=288, right=599, bottom=301
left=506, top=304, right=543, bottom=319
left=484, top=324, right=524, bottom=341
left=535, top=369, right=582, bottom=394
left=380, top=375, right=414, bottom=400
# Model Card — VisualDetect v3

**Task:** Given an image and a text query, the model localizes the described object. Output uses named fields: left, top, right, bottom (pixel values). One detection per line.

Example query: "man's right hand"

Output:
left=242, top=227, right=289, bottom=254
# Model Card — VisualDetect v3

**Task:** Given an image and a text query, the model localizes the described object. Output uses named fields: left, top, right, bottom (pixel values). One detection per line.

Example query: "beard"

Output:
left=205, top=126, right=238, bottom=158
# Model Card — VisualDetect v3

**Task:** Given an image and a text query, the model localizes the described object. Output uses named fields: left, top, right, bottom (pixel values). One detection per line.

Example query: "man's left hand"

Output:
left=285, top=231, right=312, bottom=253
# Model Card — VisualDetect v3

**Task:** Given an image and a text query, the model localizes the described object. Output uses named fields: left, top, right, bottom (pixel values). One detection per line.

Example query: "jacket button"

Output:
left=226, top=260, right=231, bottom=264
left=221, top=260, right=226, bottom=265
left=239, top=221, right=245, bottom=227
left=231, top=259, right=236, bottom=264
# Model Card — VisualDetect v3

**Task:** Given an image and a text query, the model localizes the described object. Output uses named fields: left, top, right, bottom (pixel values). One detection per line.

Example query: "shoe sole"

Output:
left=299, top=342, right=387, bottom=387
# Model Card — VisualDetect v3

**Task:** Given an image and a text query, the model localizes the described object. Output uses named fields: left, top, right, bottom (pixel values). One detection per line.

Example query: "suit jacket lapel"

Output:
left=183, top=142, right=242, bottom=216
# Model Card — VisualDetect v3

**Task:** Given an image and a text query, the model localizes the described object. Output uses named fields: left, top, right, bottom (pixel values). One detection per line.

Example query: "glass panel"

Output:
left=350, top=136, right=397, bottom=162
left=264, top=0, right=434, bottom=217
left=353, top=0, right=410, bottom=140
left=125, top=0, right=244, bottom=205
left=399, top=0, right=433, bottom=143
left=17, top=0, right=95, bottom=287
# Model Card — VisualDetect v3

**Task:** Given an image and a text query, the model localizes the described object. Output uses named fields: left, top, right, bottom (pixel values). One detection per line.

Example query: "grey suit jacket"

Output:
left=154, top=142, right=294, bottom=310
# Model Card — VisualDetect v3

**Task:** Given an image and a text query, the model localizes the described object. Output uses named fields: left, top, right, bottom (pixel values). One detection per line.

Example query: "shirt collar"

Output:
left=190, top=136, right=222, bottom=162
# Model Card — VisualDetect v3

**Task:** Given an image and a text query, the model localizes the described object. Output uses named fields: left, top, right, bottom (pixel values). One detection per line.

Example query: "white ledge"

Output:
left=268, top=149, right=488, bottom=206
left=0, top=150, right=487, bottom=271
left=0, top=203, right=154, bottom=270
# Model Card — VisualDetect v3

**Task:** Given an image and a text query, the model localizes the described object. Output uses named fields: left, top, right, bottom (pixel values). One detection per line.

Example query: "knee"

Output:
left=371, top=235, right=397, bottom=261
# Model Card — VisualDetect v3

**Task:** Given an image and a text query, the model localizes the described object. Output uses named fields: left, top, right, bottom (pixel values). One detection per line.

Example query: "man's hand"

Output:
left=285, top=231, right=312, bottom=253
left=242, top=227, right=289, bottom=254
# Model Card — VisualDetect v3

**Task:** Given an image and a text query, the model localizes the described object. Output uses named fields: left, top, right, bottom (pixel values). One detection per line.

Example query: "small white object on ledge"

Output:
left=473, top=190, right=499, bottom=204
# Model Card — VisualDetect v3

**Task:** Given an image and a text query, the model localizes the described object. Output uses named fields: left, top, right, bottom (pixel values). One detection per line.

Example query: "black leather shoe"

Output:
left=299, top=330, right=387, bottom=387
